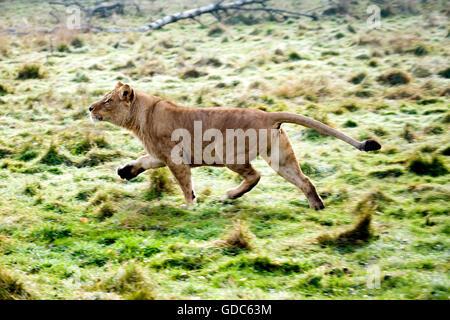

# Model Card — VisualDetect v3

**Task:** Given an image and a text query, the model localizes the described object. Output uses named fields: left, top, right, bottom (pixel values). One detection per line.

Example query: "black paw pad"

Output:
left=117, top=165, right=144, bottom=180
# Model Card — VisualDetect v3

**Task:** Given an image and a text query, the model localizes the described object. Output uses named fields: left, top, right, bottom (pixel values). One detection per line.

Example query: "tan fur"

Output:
left=89, top=82, right=381, bottom=209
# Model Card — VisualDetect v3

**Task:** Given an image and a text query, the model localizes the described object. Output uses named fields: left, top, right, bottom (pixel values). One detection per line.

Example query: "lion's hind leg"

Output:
left=225, top=164, right=261, bottom=199
left=262, top=130, right=324, bottom=210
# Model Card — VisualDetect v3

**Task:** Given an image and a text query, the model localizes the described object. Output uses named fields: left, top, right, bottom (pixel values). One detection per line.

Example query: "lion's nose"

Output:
left=89, top=105, right=94, bottom=112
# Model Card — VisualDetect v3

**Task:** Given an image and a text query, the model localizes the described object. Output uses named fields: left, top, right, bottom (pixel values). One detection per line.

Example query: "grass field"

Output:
left=0, top=1, right=449, bottom=299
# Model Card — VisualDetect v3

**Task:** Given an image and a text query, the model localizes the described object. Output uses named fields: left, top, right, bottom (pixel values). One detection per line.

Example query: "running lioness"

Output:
left=89, top=82, right=381, bottom=209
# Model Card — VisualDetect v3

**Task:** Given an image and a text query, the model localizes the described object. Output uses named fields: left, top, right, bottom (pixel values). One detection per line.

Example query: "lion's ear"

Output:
left=115, top=81, right=124, bottom=89
left=119, top=84, right=134, bottom=103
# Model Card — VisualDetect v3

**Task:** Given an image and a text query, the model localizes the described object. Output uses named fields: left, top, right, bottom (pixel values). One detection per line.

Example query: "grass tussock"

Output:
left=92, top=263, right=156, bottom=300
left=208, top=25, right=226, bottom=37
left=145, top=168, right=174, bottom=200
left=377, top=70, right=411, bottom=86
left=181, top=68, right=205, bottom=79
left=17, top=64, right=42, bottom=80
left=64, top=132, right=109, bottom=155
left=23, top=181, right=41, bottom=197
left=71, top=37, right=84, bottom=48
left=412, top=66, right=431, bottom=78
left=0, top=84, right=9, bottom=96
left=0, top=269, right=34, bottom=300
left=77, top=150, right=122, bottom=167
left=194, top=57, right=222, bottom=67
left=288, top=51, right=303, bottom=61
left=39, top=143, right=72, bottom=166
left=273, top=76, right=332, bottom=100
left=214, top=220, right=255, bottom=251
left=408, top=154, right=448, bottom=177
left=384, top=85, right=422, bottom=100
left=88, top=187, right=127, bottom=207
left=316, top=211, right=373, bottom=246
left=225, top=255, right=304, bottom=274
left=95, top=202, right=117, bottom=220
left=437, top=67, right=450, bottom=79
left=401, top=123, right=417, bottom=142
left=349, top=72, right=366, bottom=85
left=316, top=189, right=391, bottom=246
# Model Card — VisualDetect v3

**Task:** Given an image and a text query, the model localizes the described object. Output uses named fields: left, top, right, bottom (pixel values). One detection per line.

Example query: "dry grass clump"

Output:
left=357, top=32, right=383, bottom=46
left=130, top=57, right=166, bottom=77
left=214, top=220, right=255, bottom=250
left=53, top=28, right=79, bottom=48
left=439, top=87, right=450, bottom=97
left=316, top=190, right=388, bottom=246
left=95, top=202, right=117, bottom=220
left=401, top=123, right=417, bottom=143
left=273, top=76, right=332, bottom=100
left=88, top=187, right=126, bottom=207
left=388, top=35, right=428, bottom=56
left=92, top=263, right=156, bottom=300
left=377, top=70, right=411, bottom=86
left=316, top=213, right=373, bottom=246
left=145, top=168, right=174, bottom=200
left=194, top=57, right=222, bottom=67
left=208, top=24, right=226, bottom=37
left=181, top=68, right=206, bottom=79
left=153, top=39, right=174, bottom=51
left=412, top=66, right=432, bottom=78
left=17, top=64, right=43, bottom=80
left=384, top=85, right=422, bottom=100
left=0, top=269, right=34, bottom=300
left=349, top=72, right=367, bottom=85
left=71, top=37, right=84, bottom=48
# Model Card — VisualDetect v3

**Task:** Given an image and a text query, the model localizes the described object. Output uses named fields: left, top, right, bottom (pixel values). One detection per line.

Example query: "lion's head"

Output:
left=89, top=81, right=135, bottom=126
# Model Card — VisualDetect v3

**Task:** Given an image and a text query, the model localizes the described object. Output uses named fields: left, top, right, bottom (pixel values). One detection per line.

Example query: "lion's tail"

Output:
left=270, top=112, right=381, bottom=152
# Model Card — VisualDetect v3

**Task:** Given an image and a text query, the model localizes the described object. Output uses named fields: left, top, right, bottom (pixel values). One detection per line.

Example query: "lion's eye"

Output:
left=105, top=99, right=111, bottom=104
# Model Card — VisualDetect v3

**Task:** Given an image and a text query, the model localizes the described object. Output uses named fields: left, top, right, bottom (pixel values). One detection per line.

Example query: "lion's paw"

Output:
left=117, top=164, right=144, bottom=180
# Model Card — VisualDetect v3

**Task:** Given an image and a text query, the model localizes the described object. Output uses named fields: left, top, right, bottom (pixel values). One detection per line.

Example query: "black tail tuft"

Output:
left=361, top=139, right=381, bottom=152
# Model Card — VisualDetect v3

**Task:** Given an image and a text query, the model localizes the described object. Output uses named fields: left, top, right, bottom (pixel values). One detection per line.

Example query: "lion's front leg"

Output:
left=117, top=155, right=165, bottom=180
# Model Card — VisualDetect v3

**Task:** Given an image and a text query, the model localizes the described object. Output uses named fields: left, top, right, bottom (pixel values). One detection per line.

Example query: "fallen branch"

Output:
left=2, top=0, right=321, bottom=35
left=229, top=7, right=318, bottom=20
left=94, top=0, right=318, bottom=32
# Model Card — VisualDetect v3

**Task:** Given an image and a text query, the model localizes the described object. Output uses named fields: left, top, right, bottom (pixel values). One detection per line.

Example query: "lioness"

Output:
left=89, top=82, right=381, bottom=209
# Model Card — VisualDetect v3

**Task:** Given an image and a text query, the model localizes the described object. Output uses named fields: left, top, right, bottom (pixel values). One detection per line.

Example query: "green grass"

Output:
left=0, top=1, right=448, bottom=300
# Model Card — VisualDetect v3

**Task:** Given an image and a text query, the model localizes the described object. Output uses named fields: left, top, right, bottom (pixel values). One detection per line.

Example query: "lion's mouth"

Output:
left=90, top=113, right=103, bottom=123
